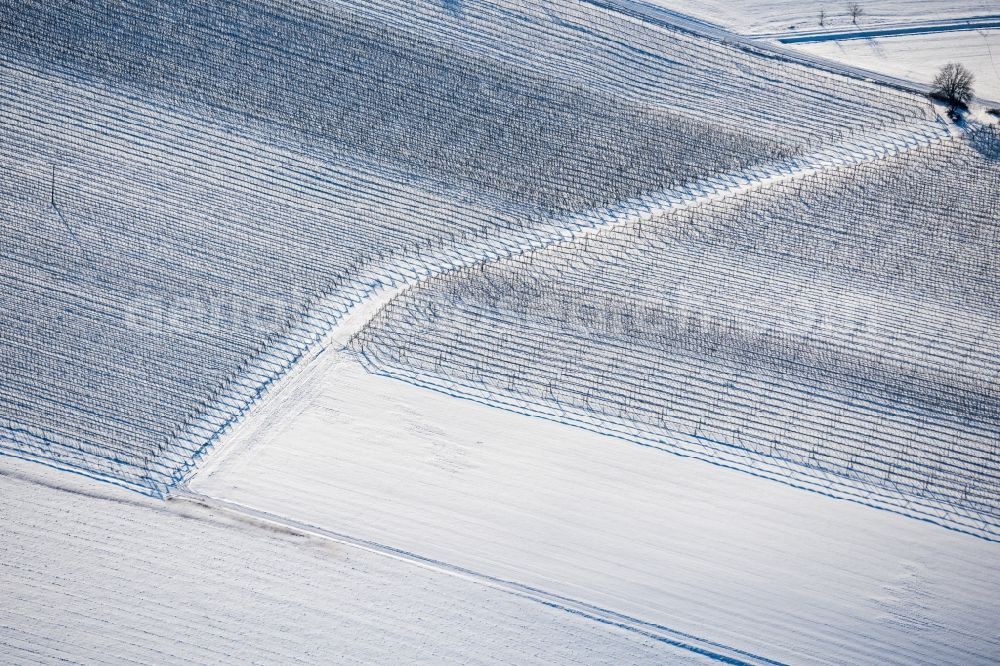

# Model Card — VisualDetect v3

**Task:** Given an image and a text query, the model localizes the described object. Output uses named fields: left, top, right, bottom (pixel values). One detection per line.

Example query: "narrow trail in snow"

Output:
left=332, top=119, right=952, bottom=348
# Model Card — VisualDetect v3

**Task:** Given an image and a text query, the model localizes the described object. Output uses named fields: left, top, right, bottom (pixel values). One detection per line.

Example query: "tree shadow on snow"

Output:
left=968, top=123, right=1000, bottom=161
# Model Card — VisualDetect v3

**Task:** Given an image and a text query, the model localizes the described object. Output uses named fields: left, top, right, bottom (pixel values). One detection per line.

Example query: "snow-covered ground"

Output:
left=0, top=454, right=713, bottom=665
left=4, top=2, right=999, bottom=662
left=191, top=349, right=1000, bottom=666
left=793, top=29, right=1000, bottom=102
left=636, top=0, right=1000, bottom=104
left=643, top=0, right=999, bottom=35
left=3, top=0, right=935, bottom=495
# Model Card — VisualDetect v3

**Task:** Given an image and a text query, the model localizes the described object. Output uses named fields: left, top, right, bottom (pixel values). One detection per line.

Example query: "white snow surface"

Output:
left=191, top=349, right=1000, bottom=666
left=635, top=0, right=1000, bottom=104
left=0, top=454, right=714, bottom=665
left=792, top=30, right=1000, bottom=102
left=643, top=0, right=999, bottom=35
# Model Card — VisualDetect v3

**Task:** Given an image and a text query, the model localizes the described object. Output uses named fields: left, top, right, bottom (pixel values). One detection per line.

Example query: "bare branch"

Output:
left=931, top=63, right=975, bottom=111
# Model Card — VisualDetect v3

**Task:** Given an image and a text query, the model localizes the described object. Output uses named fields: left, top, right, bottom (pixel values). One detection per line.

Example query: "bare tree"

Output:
left=848, top=3, right=862, bottom=25
left=931, top=63, right=975, bottom=111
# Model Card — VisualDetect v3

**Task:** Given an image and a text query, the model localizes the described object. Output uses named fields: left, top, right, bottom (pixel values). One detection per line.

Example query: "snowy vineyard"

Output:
left=352, top=132, right=1000, bottom=539
left=2, top=0, right=936, bottom=213
left=0, top=0, right=987, bottom=522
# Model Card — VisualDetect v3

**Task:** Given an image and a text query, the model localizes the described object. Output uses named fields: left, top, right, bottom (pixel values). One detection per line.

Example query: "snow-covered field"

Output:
left=641, top=0, right=1000, bottom=105
left=3, top=0, right=1000, bottom=662
left=352, top=131, right=1000, bottom=539
left=1, top=455, right=713, bottom=665
left=1, top=0, right=933, bottom=495
left=794, top=30, right=1000, bottom=102
left=191, top=349, right=1000, bottom=665
left=642, top=0, right=999, bottom=35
